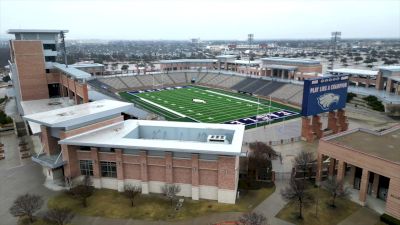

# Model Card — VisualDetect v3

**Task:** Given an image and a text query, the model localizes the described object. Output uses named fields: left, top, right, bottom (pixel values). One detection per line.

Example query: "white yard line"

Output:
left=139, top=97, right=200, bottom=122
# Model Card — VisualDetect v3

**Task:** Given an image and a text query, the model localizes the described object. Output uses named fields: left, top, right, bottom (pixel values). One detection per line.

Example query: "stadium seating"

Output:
left=153, top=74, right=175, bottom=85
left=91, top=71, right=305, bottom=106
left=254, top=82, right=285, bottom=96
left=136, top=75, right=155, bottom=87
left=199, top=74, right=218, bottom=84
left=98, top=77, right=128, bottom=90
left=218, top=75, right=246, bottom=88
left=119, top=76, right=144, bottom=88
left=269, top=84, right=302, bottom=100
left=167, top=72, right=187, bottom=84
left=241, top=79, right=270, bottom=93
left=231, top=78, right=257, bottom=90
left=288, top=89, right=303, bottom=105
left=205, top=74, right=231, bottom=86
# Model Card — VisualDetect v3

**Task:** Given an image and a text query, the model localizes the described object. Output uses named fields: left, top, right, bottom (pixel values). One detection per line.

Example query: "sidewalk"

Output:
left=253, top=180, right=294, bottom=225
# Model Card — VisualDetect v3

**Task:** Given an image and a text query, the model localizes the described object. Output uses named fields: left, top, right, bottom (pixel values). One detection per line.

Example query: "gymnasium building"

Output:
left=316, top=125, right=400, bottom=220
left=24, top=100, right=245, bottom=204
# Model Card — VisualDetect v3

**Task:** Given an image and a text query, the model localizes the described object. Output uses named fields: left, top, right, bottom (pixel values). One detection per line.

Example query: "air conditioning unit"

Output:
left=207, top=135, right=228, bottom=144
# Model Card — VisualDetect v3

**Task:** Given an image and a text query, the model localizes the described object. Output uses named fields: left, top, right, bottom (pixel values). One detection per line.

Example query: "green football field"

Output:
left=119, top=86, right=300, bottom=125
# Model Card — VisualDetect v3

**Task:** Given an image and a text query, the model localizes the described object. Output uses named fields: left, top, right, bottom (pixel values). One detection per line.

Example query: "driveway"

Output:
left=0, top=136, right=57, bottom=225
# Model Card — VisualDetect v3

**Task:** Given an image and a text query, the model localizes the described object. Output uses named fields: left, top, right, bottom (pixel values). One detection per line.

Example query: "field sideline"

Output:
left=119, top=86, right=300, bottom=126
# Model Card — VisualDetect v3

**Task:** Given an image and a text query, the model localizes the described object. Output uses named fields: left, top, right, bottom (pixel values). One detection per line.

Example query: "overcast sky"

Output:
left=0, top=0, right=399, bottom=40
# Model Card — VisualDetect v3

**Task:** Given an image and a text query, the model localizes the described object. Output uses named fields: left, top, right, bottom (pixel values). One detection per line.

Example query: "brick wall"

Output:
left=12, top=40, right=49, bottom=100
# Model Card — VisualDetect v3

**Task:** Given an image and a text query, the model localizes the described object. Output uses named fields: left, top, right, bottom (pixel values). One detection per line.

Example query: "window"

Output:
left=100, top=161, right=117, bottom=178
left=79, top=160, right=93, bottom=176
left=45, top=56, right=56, bottom=62
left=80, top=146, right=91, bottom=151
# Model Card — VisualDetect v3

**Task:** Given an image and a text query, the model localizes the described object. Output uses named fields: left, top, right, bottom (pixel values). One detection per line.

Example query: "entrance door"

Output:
left=48, top=83, right=61, bottom=98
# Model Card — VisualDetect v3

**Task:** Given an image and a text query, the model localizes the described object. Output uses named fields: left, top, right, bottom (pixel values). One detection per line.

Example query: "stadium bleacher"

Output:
left=119, top=76, right=144, bottom=88
left=91, top=72, right=304, bottom=106
left=98, top=77, right=128, bottom=90
left=254, top=82, right=286, bottom=96
left=241, top=79, right=270, bottom=93
left=269, top=84, right=302, bottom=100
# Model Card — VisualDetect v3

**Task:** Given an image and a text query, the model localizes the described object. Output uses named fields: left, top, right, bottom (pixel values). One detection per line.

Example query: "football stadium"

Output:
left=119, top=85, right=300, bottom=127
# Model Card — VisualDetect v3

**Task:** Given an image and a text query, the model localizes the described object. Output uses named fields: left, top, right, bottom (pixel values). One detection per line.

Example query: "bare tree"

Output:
left=9, top=193, right=43, bottom=223
left=280, top=178, right=311, bottom=219
left=123, top=184, right=142, bottom=207
left=323, top=178, right=350, bottom=208
left=44, top=207, right=74, bottom=225
left=68, top=175, right=94, bottom=207
left=293, top=151, right=315, bottom=180
left=238, top=212, right=268, bottom=225
left=161, top=184, right=181, bottom=206
left=247, top=142, right=276, bottom=180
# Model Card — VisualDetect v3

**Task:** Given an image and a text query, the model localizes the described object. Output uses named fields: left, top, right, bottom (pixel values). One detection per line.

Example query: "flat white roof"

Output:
left=71, top=63, right=104, bottom=68
left=265, top=64, right=298, bottom=70
left=21, top=98, right=75, bottom=134
left=159, top=59, right=217, bottom=64
left=53, top=63, right=92, bottom=80
left=216, top=55, right=237, bottom=59
left=234, top=60, right=261, bottom=65
left=7, top=29, right=68, bottom=34
left=23, top=100, right=133, bottom=129
left=59, top=120, right=245, bottom=156
left=328, top=68, right=378, bottom=76
left=261, top=57, right=320, bottom=65
left=379, top=65, right=400, bottom=72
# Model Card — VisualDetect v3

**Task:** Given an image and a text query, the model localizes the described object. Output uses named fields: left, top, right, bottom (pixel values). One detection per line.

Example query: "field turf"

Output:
left=119, top=86, right=300, bottom=125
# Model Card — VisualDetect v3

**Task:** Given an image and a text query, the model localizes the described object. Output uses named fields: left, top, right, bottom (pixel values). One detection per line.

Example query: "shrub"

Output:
left=346, top=93, right=357, bottom=102
left=380, top=213, right=400, bottom=225
left=363, top=95, right=385, bottom=112
left=0, top=110, right=13, bottom=125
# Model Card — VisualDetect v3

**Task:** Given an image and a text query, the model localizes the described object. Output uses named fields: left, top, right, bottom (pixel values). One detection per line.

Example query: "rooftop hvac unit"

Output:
left=207, top=135, right=228, bottom=144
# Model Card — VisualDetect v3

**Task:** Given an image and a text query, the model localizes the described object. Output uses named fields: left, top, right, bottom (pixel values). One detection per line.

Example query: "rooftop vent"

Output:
left=207, top=135, right=228, bottom=144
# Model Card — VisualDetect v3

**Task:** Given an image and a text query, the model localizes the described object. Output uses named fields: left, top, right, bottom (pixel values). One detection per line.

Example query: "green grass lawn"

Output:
left=47, top=185, right=275, bottom=221
left=119, top=86, right=300, bottom=125
left=276, top=185, right=360, bottom=225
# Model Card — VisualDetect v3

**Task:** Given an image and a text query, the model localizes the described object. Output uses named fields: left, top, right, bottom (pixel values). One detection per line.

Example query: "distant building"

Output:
left=260, top=57, right=322, bottom=80
left=327, top=66, right=400, bottom=95
left=160, top=59, right=217, bottom=71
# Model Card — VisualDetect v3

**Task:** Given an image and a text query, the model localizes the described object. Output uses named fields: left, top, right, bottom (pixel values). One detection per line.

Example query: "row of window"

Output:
left=79, top=160, right=117, bottom=178
left=78, top=148, right=219, bottom=160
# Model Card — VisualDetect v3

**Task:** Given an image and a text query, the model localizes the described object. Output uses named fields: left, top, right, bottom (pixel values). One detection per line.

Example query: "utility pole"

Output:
left=329, top=31, right=341, bottom=70
left=60, top=31, right=68, bottom=67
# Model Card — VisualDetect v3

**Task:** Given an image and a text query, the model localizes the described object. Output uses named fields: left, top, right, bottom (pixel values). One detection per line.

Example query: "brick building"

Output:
left=328, top=66, right=400, bottom=96
left=24, top=100, right=245, bottom=204
left=260, top=57, right=322, bottom=80
left=7, top=29, right=92, bottom=115
left=316, top=125, right=400, bottom=220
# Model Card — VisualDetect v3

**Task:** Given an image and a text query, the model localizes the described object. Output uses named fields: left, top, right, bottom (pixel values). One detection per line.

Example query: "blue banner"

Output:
left=301, top=75, right=349, bottom=116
